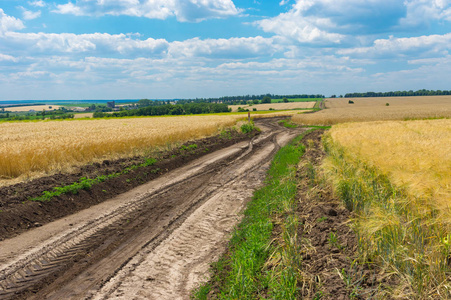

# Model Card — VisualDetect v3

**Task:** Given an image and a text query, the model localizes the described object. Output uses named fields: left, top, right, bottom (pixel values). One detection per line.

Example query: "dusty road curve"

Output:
left=0, top=119, right=305, bottom=300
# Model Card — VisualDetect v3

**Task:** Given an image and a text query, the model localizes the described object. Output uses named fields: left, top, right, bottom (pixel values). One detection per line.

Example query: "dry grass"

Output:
left=324, top=119, right=451, bottom=297
left=292, top=96, right=451, bottom=125
left=229, top=102, right=315, bottom=112
left=0, top=115, right=244, bottom=186
left=2, top=105, right=61, bottom=112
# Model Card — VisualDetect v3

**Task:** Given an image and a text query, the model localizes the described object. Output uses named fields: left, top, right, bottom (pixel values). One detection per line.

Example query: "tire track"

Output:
left=91, top=132, right=283, bottom=300
left=0, top=118, right=299, bottom=299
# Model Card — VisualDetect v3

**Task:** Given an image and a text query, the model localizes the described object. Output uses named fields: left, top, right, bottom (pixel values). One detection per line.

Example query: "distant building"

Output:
left=107, top=101, right=115, bottom=108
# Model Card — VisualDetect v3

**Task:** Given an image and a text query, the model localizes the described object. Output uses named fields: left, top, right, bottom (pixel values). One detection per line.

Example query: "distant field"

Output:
left=229, top=102, right=316, bottom=112
left=3, top=105, right=61, bottom=112
left=0, top=115, right=245, bottom=185
left=292, top=96, right=451, bottom=125
left=272, top=98, right=322, bottom=103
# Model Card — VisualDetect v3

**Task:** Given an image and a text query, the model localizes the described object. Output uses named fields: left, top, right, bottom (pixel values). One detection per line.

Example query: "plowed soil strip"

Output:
left=0, top=119, right=303, bottom=300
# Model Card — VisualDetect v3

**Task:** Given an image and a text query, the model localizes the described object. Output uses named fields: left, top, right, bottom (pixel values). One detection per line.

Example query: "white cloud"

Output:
left=53, top=0, right=241, bottom=22
left=168, top=36, right=280, bottom=59
left=279, top=0, right=290, bottom=5
left=0, top=53, right=17, bottom=62
left=338, top=33, right=451, bottom=58
left=256, top=0, right=451, bottom=46
left=0, top=9, right=25, bottom=36
left=401, top=0, right=451, bottom=27
left=1, top=30, right=281, bottom=60
left=29, top=0, right=46, bottom=8
left=257, top=10, right=344, bottom=44
left=2, top=32, right=170, bottom=57
left=19, top=7, right=42, bottom=20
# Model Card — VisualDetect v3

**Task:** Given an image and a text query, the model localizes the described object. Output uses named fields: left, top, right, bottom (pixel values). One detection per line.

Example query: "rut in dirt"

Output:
left=0, top=118, right=303, bottom=300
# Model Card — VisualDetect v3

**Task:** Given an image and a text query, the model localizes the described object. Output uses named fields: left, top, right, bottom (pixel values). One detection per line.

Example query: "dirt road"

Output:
left=0, top=119, right=304, bottom=299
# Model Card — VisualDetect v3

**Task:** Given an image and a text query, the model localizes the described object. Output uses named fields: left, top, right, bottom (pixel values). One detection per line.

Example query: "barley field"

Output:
left=292, top=96, right=451, bottom=125
left=324, top=119, right=451, bottom=297
left=0, top=115, right=243, bottom=185
left=229, top=102, right=315, bottom=112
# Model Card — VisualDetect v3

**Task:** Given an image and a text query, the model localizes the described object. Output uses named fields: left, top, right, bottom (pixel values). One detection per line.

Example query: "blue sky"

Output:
left=0, top=0, right=450, bottom=100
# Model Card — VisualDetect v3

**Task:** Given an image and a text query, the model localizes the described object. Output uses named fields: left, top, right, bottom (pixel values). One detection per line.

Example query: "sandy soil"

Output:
left=0, top=118, right=303, bottom=299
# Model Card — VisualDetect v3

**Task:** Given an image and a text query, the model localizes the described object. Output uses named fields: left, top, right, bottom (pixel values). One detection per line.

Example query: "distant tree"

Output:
left=138, top=99, right=152, bottom=107
left=330, top=95, right=336, bottom=98
left=262, top=96, right=271, bottom=104
left=282, top=97, right=288, bottom=103
left=252, top=99, right=260, bottom=104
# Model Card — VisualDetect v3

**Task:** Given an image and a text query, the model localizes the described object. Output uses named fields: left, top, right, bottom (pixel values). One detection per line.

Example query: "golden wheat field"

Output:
left=292, top=96, right=451, bottom=125
left=229, top=102, right=315, bottom=112
left=329, top=119, right=450, bottom=205
left=0, top=115, right=244, bottom=185
left=325, top=119, right=451, bottom=296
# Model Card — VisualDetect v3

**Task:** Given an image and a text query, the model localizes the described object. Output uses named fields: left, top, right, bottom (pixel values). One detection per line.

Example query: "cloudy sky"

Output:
left=0, top=0, right=450, bottom=100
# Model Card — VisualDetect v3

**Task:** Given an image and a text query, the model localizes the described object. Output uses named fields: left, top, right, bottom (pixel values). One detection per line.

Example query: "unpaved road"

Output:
left=0, top=119, right=304, bottom=299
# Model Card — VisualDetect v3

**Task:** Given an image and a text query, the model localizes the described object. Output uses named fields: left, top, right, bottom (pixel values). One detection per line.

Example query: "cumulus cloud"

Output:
left=338, top=33, right=451, bottom=58
left=0, top=29, right=281, bottom=60
left=2, top=32, right=170, bottom=57
left=256, top=0, right=451, bottom=46
left=53, top=0, right=241, bottom=22
left=19, top=7, right=42, bottom=20
left=0, top=53, right=17, bottom=62
left=168, top=36, right=280, bottom=59
left=29, top=1, right=46, bottom=8
left=401, top=0, right=451, bottom=27
left=256, top=0, right=408, bottom=45
left=0, top=9, right=25, bottom=36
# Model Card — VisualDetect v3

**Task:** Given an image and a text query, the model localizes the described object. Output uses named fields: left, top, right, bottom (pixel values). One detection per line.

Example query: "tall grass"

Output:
left=0, top=115, right=243, bottom=184
left=323, top=119, right=451, bottom=298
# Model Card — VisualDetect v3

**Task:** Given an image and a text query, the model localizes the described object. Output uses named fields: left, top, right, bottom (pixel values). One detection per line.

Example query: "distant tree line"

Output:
left=343, top=89, right=451, bottom=98
left=179, top=93, right=324, bottom=104
left=93, top=102, right=230, bottom=118
left=0, top=107, right=74, bottom=121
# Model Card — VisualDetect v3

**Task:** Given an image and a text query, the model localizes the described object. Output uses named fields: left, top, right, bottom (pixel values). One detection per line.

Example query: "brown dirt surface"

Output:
left=0, top=117, right=302, bottom=300
left=0, top=129, right=258, bottom=241
left=296, top=130, right=394, bottom=299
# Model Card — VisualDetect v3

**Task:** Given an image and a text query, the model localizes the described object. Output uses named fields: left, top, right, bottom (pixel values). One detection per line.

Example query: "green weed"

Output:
left=193, top=129, right=317, bottom=299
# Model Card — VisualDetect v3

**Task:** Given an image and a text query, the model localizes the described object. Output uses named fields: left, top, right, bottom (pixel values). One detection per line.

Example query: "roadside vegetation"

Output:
left=323, top=119, right=451, bottom=298
left=193, top=129, right=315, bottom=299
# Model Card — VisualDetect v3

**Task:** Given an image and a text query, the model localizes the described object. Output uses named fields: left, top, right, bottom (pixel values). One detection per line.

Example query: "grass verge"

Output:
left=193, top=129, right=317, bottom=299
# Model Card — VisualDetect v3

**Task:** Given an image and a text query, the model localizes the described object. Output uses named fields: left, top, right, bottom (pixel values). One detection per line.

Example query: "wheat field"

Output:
left=292, top=96, right=451, bottom=125
left=0, top=115, right=244, bottom=185
left=324, top=119, right=451, bottom=297
left=329, top=119, right=450, bottom=206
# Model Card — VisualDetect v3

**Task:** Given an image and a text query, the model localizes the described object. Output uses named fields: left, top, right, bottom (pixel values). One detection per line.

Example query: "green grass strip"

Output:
left=194, top=129, right=316, bottom=300
left=31, top=158, right=157, bottom=202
